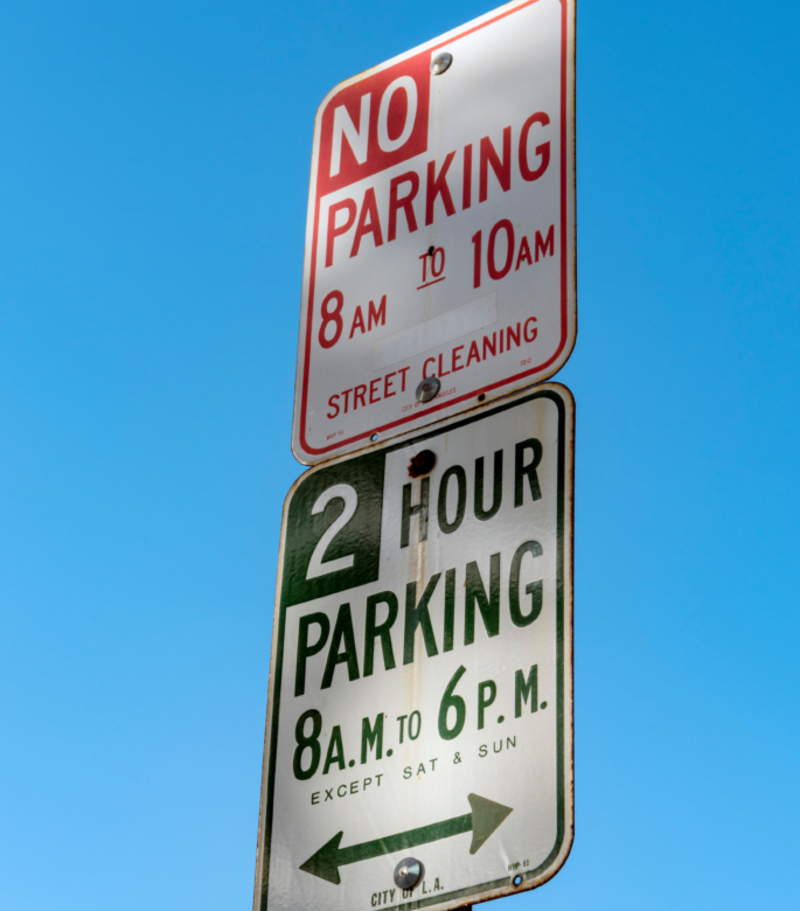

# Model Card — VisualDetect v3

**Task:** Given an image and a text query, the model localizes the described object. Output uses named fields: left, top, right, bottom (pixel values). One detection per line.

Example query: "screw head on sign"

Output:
left=430, top=52, right=453, bottom=75
left=394, top=857, right=423, bottom=890
left=408, top=449, right=436, bottom=478
left=415, top=376, right=440, bottom=403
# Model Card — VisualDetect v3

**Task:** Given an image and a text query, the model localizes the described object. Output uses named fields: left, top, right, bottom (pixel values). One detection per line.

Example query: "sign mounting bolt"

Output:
left=408, top=449, right=436, bottom=478
left=394, top=857, right=423, bottom=889
left=416, top=376, right=440, bottom=403
left=430, top=52, right=453, bottom=75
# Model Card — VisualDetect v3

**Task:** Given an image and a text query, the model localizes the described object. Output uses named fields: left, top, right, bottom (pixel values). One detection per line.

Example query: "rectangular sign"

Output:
left=292, top=0, right=576, bottom=463
left=256, top=384, right=574, bottom=911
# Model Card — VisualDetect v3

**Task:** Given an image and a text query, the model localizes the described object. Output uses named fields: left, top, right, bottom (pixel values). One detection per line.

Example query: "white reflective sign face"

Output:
left=292, top=0, right=576, bottom=464
left=256, top=385, right=574, bottom=911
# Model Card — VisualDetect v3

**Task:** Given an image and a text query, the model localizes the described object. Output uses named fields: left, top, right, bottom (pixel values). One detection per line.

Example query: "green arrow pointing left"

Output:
left=299, top=792, right=513, bottom=885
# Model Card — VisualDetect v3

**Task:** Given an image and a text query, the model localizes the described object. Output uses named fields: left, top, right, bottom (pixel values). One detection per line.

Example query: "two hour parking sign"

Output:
left=255, top=385, right=574, bottom=911
left=292, top=0, right=576, bottom=463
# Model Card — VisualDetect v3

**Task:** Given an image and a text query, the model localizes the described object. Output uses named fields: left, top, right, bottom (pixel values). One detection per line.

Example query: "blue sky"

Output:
left=1, top=0, right=799, bottom=909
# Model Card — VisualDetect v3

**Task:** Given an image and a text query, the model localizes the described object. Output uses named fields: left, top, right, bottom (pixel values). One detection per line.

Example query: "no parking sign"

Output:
left=292, top=0, right=576, bottom=463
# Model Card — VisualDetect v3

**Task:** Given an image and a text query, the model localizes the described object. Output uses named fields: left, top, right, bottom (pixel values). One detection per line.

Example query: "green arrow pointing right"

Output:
left=466, top=793, right=514, bottom=854
left=299, top=792, right=513, bottom=885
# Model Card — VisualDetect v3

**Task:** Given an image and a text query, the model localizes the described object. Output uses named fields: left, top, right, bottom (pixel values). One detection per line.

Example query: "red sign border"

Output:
left=297, top=0, right=573, bottom=462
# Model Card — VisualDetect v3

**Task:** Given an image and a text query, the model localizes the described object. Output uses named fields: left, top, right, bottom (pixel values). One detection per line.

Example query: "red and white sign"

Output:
left=292, top=0, right=576, bottom=464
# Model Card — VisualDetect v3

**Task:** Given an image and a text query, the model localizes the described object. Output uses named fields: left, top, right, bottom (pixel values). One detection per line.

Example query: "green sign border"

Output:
left=256, top=385, right=574, bottom=910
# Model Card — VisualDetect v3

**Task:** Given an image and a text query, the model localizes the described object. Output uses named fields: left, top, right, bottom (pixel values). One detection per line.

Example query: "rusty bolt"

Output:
left=408, top=449, right=436, bottom=478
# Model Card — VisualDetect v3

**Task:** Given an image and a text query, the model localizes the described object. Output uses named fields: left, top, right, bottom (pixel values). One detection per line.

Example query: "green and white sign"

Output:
left=254, top=384, right=574, bottom=911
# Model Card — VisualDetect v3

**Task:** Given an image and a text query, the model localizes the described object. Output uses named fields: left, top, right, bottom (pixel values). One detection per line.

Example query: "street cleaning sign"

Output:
left=292, top=0, right=576, bottom=464
left=255, top=384, right=574, bottom=911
